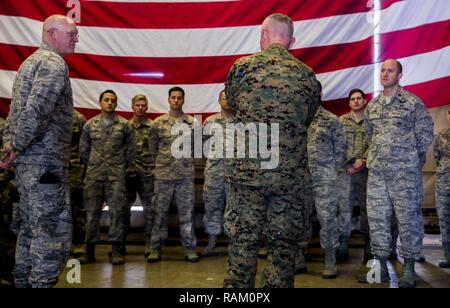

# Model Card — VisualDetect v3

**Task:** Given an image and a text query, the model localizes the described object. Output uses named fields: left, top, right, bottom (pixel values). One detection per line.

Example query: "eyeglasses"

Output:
left=48, top=28, right=79, bottom=39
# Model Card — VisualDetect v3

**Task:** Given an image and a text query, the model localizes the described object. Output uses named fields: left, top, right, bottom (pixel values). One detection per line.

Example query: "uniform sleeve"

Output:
left=13, top=58, right=67, bottom=154
left=333, top=119, right=348, bottom=168
left=413, top=100, right=434, bottom=166
left=79, top=122, right=91, bottom=166
left=433, top=133, right=442, bottom=164
left=125, top=122, right=136, bottom=166
left=1, top=117, right=10, bottom=148
left=148, top=121, right=159, bottom=161
left=224, top=63, right=239, bottom=112
left=363, top=107, right=372, bottom=160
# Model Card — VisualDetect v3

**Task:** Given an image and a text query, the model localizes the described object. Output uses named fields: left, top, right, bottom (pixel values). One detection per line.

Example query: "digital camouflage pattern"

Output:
left=125, top=117, right=155, bottom=242
left=0, top=170, right=18, bottom=284
left=80, top=114, right=135, bottom=243
left=225, top=43, right=320, bottom=187
left=7, top=43, right=73, bottom=288
left=69, top=110, right=86, bottom=246
left=307, top=105, right=348, bottom=249
left=364, top=88, right=434, bottom=259
left=339, top=112, right=369, bottom=238
left=149, top=112, right=195, bottom=181
left=7, top=43, right=73, bottom=168
left=203, top=112, right=234, bottom=235
left=223, top=43, right=320, bottom=288
left=150, top=179, right=196, bottom=249
left=434, top=128, right=450, bottom=243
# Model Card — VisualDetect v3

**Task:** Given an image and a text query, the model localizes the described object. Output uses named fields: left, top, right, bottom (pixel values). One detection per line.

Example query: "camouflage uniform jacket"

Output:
left=7, top=43, right=73, bottom=167
left=340, top=111, right=369, bottom=162
left=149, top=112, right=195, bottom=180
left=364, top=87, right=434, bottom=171
left=203, top=112, right=234, bottom=179
left=307, top=106, right=348, bottom=181
left=80, top=114, right=135, bottom=182
left=0, top=117, right=5, bottom=148
left=225, top=43, right=321, bottom=187
left=69, top=110, right=86, bottom=188
left=127, top=117, right=155, bottom=177
left=434, top=127, right=450, bottom=174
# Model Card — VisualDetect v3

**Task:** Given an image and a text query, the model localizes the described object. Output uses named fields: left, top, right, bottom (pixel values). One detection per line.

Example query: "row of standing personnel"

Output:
left=1, top=13, right=449, bottom=288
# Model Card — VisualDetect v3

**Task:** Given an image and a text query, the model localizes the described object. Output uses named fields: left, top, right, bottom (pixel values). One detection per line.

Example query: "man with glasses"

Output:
left=0, top=15, right=78, bottom=288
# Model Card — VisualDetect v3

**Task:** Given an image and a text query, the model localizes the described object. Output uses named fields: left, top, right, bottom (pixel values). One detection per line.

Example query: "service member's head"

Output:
left=380, top=59, right=403, bottom=89
left=42, top=15, right=78, bottom=56
left=168, top=87, right=185, bottom=111
left=218, top=90, right=230, bottom=111
left=132, top=94, right=148, bottom=117
left=348, top=89, right=367, bottom=112
left=99, top=90, right=117, bottom=114
left=260, top=13, right=295, bottom=51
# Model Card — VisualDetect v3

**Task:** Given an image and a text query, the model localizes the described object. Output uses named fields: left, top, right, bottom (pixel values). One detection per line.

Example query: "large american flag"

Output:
left=0, top=0, right=449, bottom=120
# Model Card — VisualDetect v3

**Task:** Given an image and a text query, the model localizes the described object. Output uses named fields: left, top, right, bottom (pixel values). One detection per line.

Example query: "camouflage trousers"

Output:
left=84, top=178, right=126, bottom=243
left=436, top=171, right=450, bottom=243
left=0, top=178, right=18, bottom=284
left=125, top=175, right=155, bottom=239
left=14, top=164, right=72, bottom=288
left=337, top=169, right=369, bottom=238
left=367, top=169, right=424, bottom=259
left=312, top=180, right=339, bottom=249
left=299, top=170, right=314, bottom=246
left=223, top=181, right=304, bottom=288
left=203, top=175, right=228, bottom=236
left=150, top=179, right=197, bottom=249
left=70, top=185, right=85, bottom=245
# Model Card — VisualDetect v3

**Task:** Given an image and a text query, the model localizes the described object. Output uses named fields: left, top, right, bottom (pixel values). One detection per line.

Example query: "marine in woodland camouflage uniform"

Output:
left=201, top=90, right=234, bottom=256
left=125, top=94, right=155, bottom=256
left=147, top=87, right=199, bottom=263
left=434, top=107, right=450, bottom=268
left=69, top=110, right=86, bottom=255
left=80, top=90, right=135, bottom=265
left=0, top=15, right=78, bottom=288
left=223, top=14, right=320, bottom=288
left=307, top=105, right=348, bottom=278
left=362, top=59, right=433, bottom=288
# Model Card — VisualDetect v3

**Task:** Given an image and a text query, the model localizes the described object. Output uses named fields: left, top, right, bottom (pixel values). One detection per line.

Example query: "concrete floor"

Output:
left=1, top=233, right=449, bottom=288
left=53, top=233, right=450, bottom=288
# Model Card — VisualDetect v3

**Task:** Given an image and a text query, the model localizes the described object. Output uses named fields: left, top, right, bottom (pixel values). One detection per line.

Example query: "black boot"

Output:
left=111, top=243, right=125, bottom=265
left=79, top=243, right=96, bottom=264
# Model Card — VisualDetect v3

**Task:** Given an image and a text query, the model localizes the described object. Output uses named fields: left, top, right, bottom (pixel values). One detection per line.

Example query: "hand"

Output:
left=346, top=167, right=357, bottom=176
left=352, top=159, right=366, bottom=172
left=0, top=143, right=17, bottom=169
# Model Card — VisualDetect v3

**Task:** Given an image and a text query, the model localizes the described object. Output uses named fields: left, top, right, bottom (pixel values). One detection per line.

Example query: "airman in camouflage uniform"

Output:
left=361, top=59, right=434, bottom=288
left=308, top=105, right=348, bottom=279
left=338, top=89, right=371, bottom=261
left=69, top=110, right=87, bottom=259
left=434, top=106, right=450, bottom=268
left=80, top=90, right=135, bottom=265
left=0, top=15, right=78, bottom=288
left=201, top=90, right=234, bottom=257
left=125, top=94, right=155, bottom=257
left=0, top=169, right=19, bottom=285
left=147, top=87, right=199, bottom=263
left=223, top=14, right=320, bottom=288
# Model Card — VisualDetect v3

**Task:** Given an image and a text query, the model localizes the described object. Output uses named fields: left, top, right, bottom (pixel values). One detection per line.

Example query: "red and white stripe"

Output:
left=0, top=0, right=449, bottom=118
